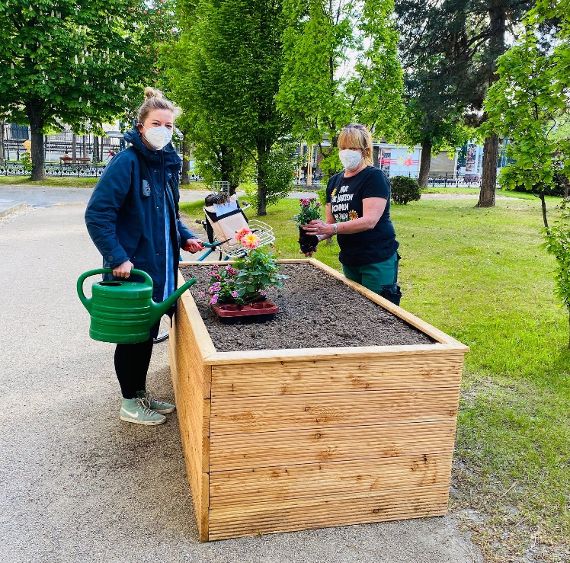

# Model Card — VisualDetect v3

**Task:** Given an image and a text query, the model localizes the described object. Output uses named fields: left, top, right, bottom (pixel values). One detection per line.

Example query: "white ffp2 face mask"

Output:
left=339, top=149, right=362, bottom=171
left=143, top=126, right=173, bottom=150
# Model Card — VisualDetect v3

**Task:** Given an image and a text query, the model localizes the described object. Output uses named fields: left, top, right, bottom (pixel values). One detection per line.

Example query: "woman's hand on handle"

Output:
left=183, top=238, right=204, bottom=253
left=113, top=260, right=134, bottom=279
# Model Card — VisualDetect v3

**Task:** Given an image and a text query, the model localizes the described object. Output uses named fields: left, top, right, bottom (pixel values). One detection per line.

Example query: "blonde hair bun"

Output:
left=144, top=87, right=163, bottom=100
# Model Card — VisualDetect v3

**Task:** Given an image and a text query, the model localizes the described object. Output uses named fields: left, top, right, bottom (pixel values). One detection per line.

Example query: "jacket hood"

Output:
left=124, top=127, right=181, bottom=170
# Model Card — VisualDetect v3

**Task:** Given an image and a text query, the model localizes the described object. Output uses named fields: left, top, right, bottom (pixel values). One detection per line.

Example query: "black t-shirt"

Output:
left=326, top=166, right=398, bottom=266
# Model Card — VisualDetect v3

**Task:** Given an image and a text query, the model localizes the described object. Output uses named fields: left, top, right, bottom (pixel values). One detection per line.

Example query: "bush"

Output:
left=390, top=176, right=421, bottom=205
left=20, top=151, right=32, bottom=173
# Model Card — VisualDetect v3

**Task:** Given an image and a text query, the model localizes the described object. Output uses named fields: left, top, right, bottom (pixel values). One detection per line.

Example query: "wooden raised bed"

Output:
left=169, top=258, right=468, bottom=541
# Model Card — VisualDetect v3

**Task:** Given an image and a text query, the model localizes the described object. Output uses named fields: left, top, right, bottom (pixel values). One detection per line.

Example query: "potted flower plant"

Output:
left=206, top=228, right=286, bottom=321
left=294, top=197, right=321, bottom=254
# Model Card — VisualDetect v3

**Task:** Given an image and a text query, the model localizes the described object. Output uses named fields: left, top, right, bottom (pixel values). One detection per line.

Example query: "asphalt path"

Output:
left=0, top=192, right=483, bottom=562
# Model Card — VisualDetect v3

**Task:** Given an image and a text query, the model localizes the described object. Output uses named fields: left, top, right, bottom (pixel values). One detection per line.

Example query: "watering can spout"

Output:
left=150, top=278, right=197, bottom=325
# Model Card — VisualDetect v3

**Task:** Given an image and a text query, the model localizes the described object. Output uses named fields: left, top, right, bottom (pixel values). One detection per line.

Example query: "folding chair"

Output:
left=203, top=194, right=275, bottom=259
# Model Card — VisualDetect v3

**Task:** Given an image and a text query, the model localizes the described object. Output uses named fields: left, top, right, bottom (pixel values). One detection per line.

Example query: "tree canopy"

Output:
left=277, top=0, right=404, bottom=177
left=164, top=0, right=293, bottom=214
left=0, top=0, right=169, bottom=178
left=484, top=0, right=569, bottom=211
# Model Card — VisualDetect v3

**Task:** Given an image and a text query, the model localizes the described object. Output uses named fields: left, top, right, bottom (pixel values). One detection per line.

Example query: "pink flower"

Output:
left=300, top=198, right=310, bottom=207
left=231, top=291, right=238, bottom=299
left=225, top=265, right=237, bottom=276
left=241, top=232, right=260, bottom=249
left=235, top=227, right=252, bottom=242
left=210, top=294, right=219, bottom=305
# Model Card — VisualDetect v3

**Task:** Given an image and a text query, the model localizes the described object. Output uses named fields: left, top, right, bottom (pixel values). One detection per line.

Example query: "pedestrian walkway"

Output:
left=0, top=203, right=482, bottom=562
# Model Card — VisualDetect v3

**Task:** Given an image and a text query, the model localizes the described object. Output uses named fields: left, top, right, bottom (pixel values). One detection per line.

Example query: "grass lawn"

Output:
left=0, top=175, right=99, bottom=188
left=181, top=195, right=569, bottom=561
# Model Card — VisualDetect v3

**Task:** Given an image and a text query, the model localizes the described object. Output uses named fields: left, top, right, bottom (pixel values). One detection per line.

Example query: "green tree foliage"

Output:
left=484, top=1, right=570, bottom=225
left=0, top=1, right=169, bottom=179
left=396, top=0, right=533, bottom=205
left=163, top=0, right=292, bottom=215
left=544, top=199, right=570, bottom=348
left=160, top=3, right=249, bottom=194
left=400, top=69, right=469, bottom=187
left=277, top=0, right=404, bottom=178
left=485, top=0, right=570, bottom=345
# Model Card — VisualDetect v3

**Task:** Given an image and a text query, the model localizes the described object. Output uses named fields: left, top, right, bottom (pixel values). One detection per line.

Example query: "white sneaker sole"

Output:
left=120, top=414, right=166, bottom=425
left=153, top=406, right=176, bottom=415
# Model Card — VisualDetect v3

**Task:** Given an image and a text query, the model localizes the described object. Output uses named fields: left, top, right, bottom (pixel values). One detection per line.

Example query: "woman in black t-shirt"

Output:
left=303, top=124, right=402, bottom=305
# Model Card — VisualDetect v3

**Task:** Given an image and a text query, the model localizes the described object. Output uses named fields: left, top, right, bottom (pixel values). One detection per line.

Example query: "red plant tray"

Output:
left=211, top=300, right=279, bottom=321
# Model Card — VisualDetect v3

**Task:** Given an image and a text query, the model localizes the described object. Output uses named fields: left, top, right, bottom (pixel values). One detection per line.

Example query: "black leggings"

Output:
left=114, top=337, right=154, bottom=399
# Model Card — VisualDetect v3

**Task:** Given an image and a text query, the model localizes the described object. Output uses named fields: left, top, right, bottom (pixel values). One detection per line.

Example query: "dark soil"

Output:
left=180, top=263, right=435, bottom=352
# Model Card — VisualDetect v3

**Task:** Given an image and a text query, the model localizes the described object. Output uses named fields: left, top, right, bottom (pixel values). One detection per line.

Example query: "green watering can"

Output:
left=77, top=268, right=196, bottom=344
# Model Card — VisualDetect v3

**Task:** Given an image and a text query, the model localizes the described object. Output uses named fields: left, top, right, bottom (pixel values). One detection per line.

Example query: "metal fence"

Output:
left=294, top=174, right=482, bottom=189
left=0, top=161, right=107, bottom=177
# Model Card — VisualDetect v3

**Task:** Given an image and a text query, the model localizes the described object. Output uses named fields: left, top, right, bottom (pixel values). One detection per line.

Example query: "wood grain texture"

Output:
left=172, top=260, right=467, bottom=541
left=211, top=355, right=463, bottom=398
left=211, top=388, right=461, bottom=435
left=210, top=452, right=453, bottom=507
left=209, top=420, right=457, bottom=471
left=170, top=284, right=211, bottom=541
left=208, top=485, right=449, bottom=540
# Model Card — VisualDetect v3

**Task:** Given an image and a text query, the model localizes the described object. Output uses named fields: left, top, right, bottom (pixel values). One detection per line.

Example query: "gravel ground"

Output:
left=0, top=200, right=482, bottom=563
left=181, top=263, right=434, bottom=351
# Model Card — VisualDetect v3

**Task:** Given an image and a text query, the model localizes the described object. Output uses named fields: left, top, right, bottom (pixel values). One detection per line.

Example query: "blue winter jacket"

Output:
left=85, top=128, right=195, bottom=302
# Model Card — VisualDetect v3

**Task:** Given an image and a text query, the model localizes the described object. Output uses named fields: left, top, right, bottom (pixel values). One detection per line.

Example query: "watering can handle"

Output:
left=76, top=268, right=154, bottom=312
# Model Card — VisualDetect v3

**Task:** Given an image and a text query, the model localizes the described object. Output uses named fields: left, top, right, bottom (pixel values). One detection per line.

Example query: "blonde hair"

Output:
left=137, top=87, right=178, bottom=124
left=338, top=124, right=373, bottom=166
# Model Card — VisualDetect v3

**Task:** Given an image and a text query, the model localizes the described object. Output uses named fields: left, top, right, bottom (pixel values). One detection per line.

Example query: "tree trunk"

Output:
left=0, top=121, right=5, bottom=163
left=478, top=133, right=499, bottom=207
left=256, top=141, right=269, bottom=216
left=539, top=193, right=549, bottom=230
left=181, top=137, right=190, bottom=185
left=93, top=135, right=99, bottom=163
left=418, top=139, right=432, bottom=188
left=26, top=102, right=46, bottom=180
left=478, top=3, right=506, bottom=207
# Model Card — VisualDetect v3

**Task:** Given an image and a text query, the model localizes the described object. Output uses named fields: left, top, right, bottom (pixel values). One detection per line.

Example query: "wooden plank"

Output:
left=203, top=345, right=464, bottom=365
left=210, top=453, right=452, bottom=508
left=176, top=282, right=212, bottom=400
left=211, top=388, right=460, bottom=435
left=309, top=258, right=468, bottom=348
left=210, top=420, right=457, bottom=471
left=199, top=472, right=210, bottom=542
left=178, top=270, right=216, bottom=359
left=171, top=275, right=212, bottom=541
left=208, top=485, right=449, bottom=540
left=211, top=355, right=463, bottom=398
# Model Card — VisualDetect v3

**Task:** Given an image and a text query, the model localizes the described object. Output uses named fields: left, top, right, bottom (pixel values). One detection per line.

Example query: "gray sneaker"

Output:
left=136, top=391, right=176, bottom=415
left=120, top=397, right=166, bottom=425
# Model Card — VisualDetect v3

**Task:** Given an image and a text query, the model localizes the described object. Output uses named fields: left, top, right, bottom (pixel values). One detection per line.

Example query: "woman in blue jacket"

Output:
left=85, top=87, right=203, bottom=426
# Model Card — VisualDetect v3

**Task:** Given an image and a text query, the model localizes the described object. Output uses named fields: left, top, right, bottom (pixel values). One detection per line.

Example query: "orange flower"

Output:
left=241, top=232, right=260, bottom=249
left=235, top=227, right=252, bottom=242
left=349, top=210, right=359, bottom=221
